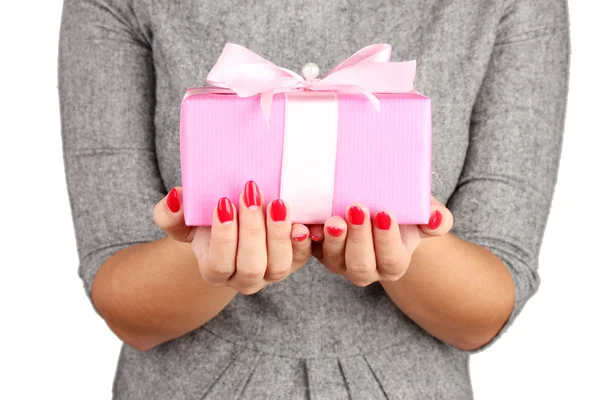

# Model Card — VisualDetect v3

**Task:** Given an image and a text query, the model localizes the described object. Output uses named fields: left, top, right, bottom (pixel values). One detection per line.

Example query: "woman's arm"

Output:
left=383, top=0, right=570, bottom=351
left=381, top=234, right=514, bottom=350
left=92, top=236, right=237, bottom=352
left=58, top=0, right=236, bottom=351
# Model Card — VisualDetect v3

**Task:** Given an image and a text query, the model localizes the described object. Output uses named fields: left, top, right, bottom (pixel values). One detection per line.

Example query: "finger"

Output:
left=419, top=201, right=454, bottom=237
left=399, top=225, right=423, bottom=254
left=204, top=197, right=238, bottom=285
left=321, top=216, right=347, bottom=274
left=372, top=211, right=407, bottom=281
left=153, top=187, right=194, bottom=242
left=344, top=204, right=378, bottom=286
left=308, top=225, right=324, bottom=242
left=291, top=224, right=310, bottom=243
left=291, top=224, right=312, bottom=270
left=264, top=199, right=293, bottom=282
left=232, top=181, right=268, bottom=292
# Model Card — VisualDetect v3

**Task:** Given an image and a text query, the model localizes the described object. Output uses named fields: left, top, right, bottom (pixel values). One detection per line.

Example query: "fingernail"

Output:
left=217, top=197, right=234, bottom=224
left=293, top=233, right=308, bottom=242
left=166, top=188, right=180, bottom=213
left=348, top=206, right=365, bottom=226
left=309, top=233, right=323, bottom=242
left=270, top=199, right=287, bottom=222
left=326, top=226, right=344, bottom=238
left=428, top=210, right=443, bottom=230
left=375, top=212, right=392, bottom=230
left=244, top=181, right=260, bottom=209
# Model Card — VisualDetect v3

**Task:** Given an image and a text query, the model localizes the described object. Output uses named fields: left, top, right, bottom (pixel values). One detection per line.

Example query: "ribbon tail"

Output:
left=364, top=92, right=380, bottom=112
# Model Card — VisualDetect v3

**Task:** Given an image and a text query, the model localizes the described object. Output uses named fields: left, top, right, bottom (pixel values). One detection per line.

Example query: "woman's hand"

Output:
left=310, top=197, right=453, bottom=286
left=154, top=181, right=313, bottom=295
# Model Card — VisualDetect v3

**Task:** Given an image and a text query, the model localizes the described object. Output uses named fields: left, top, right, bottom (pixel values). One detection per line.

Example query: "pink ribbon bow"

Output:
left=189, top=43, right=417, bottom=121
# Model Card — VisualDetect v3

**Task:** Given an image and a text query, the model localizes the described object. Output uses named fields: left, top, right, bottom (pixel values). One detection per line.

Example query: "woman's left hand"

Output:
left=310, top=197, right=454, bottom=286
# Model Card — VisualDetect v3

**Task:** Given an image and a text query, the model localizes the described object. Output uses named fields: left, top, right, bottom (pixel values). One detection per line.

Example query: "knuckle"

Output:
left=347, top=234, right=369, bottom=246
left=269, top=233, right=290, bottom=246
left=235, top=263, right=266, bottom=281
left=347, top=260, right=375, bottom=274
left=376, top=257, right=399, bottom=271
left=237, top=253, right=265, bottom=268
left=211, top=233, right=236, bottom=247
left=265, top=268, right=290, bottom=282
left=241, top=225, right=265, bottom=239
left=209, top=262, right=235, bottom=279
left=292, top=246, right=310, bottom=261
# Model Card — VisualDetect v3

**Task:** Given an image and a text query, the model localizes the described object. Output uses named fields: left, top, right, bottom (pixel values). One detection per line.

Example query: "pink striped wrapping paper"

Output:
left=180, top=91, right=431, bottom=226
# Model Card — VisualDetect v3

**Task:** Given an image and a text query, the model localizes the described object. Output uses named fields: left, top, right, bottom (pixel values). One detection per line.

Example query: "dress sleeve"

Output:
left=59, top=0, right=166, bottom=300
left=446, top=0, right=570, bottom=351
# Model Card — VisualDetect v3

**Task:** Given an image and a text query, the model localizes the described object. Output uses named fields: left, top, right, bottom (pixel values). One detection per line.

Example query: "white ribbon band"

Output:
left=280, top=92, right=339, bottom=223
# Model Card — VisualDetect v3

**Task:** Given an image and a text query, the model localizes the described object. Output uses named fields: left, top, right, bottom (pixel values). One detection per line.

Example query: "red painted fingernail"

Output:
left=166, top=188, right=180, bottom=213
left=326, top=226, right=344, bottom=238
left=270, top=199, right=287, bottom=222
left=244, top=181, right=260, bottom=209
left=217, top=197, right=234, bottom=224
left=348, top=206, right=365, bottom=226
left=375, top=212, right=392, bottom=230
left=293, top=233, right=308, bottom=242
left=428, top=210, right=443, bottom=230
left=309, top=233, right=322, bottom=242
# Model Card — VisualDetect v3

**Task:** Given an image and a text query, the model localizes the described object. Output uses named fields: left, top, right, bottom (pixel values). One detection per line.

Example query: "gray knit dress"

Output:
left=58, top=0, right=569, bottom=398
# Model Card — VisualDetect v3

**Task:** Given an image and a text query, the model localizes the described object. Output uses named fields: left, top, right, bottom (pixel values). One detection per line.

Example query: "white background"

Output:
left=0, top=1, right=597, bottom=399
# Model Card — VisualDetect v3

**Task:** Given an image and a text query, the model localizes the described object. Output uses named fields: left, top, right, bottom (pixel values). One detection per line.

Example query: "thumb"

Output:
left=153, top=187, right=195, bottom=242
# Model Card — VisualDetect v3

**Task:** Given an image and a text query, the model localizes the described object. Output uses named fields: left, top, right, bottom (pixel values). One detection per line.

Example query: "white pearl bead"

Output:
left=302, top=62, right=320, bottom=80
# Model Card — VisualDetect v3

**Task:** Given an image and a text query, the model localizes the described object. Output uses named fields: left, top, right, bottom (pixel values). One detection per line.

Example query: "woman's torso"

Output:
left=114, top=1, right=503, bottom=398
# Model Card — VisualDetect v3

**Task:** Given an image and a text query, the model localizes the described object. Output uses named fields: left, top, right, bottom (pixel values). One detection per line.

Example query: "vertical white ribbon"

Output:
left=280, top=92, right=339, bottom=223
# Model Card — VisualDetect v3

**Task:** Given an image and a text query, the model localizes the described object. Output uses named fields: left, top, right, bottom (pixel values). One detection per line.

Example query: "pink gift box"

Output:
left=180, top=91, right=432, bottom=226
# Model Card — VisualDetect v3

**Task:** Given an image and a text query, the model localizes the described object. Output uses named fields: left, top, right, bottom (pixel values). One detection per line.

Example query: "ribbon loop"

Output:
left=324, top=43, right=392, bottom=75
left=203, top=43, right=416, bottom=119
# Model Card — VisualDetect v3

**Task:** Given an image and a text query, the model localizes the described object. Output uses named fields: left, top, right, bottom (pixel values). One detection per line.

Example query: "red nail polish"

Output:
left=428, top=210, right=443, bottom=230
left=217, top=197, right=234, bottom=224
left=244, top=181, right=260, bottom=208
left=348, top=206, right=365, bottom=225
left=293, top=233, right=308, bottom=242
left=270, top=199, right=287, bottom=222
left=375, top=212, right=392, bottom=230
left=166, top=188, right=180, bottom=213
left=309, top=233, right=322, bottom=242
left=326, top=226, right=344, bottom=238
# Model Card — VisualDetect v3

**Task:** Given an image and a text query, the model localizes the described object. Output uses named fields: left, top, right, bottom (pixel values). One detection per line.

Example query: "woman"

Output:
left=59, top=0, right=569, bottom=398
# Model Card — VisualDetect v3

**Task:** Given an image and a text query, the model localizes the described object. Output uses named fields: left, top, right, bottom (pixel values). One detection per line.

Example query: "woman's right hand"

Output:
left=154, top=181, right=312, bottom=295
